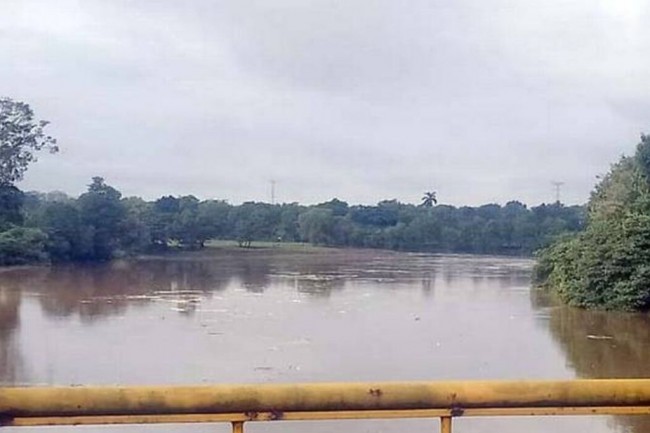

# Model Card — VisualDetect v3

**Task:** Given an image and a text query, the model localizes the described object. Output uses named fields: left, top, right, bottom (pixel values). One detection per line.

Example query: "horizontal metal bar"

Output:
left=4, top=406, right=650, bottom=426
left=3, top=380, right=650, bottom=418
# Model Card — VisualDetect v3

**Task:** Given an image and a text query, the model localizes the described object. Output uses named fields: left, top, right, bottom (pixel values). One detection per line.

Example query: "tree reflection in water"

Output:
left=0, top=282, right=23, bottom=383
left=533, top=289, right=650, bottom=433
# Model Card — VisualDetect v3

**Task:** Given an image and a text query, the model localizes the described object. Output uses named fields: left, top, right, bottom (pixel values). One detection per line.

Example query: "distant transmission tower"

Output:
left=551, top=181, right=564, bottom=204
left=270, top=180, right=276, bottom=204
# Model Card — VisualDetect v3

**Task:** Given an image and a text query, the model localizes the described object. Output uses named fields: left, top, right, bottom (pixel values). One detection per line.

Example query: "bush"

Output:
left=0, top=227, right=48, bottom=265
left=535, top=134, right=650, bottom=311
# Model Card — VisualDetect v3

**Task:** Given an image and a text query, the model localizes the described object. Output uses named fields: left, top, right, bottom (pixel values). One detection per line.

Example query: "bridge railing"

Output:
left=2, top=380, right=650, bottom=432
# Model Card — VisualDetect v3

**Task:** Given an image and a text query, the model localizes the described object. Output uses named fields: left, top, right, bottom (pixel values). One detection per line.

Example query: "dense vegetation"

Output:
left=0, top=97, right=585, bottom=265
left=0, top=180, right=584, bottom=264
left=534, top=135, right=650, bottom=311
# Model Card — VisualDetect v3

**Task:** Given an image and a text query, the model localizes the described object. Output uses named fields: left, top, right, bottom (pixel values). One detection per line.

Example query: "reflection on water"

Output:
left=0, top=285, right=22, bottom=383
left=533, top=289, right=650, bottom=433
left=0, top=248, right=647, bottom=432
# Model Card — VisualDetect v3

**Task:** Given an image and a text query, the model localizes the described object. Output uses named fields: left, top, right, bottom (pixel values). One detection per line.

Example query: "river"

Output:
left=1, top=246, right=649, bottom=433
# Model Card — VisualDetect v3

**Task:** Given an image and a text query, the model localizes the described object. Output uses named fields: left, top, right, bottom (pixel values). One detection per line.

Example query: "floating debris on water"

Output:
left=586, top=335, right=614, bottom=340
left=282, top=337, right=311, bottom=346
left=152, top=290, right=205, bottom=295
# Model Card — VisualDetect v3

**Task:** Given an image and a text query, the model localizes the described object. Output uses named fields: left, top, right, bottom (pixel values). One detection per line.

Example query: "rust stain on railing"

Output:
left=2, top=380, right=650, bottom=432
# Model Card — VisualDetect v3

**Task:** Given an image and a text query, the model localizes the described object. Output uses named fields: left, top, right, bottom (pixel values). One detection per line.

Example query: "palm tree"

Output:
left=421, top=191, right=437, bottom=207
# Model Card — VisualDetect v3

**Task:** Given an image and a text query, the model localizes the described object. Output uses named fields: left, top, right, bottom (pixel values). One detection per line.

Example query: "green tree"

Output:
left=349, top=202, right=398, bottom=227
left=298, top=208, right=335, bottom=245
left=39, top=201, right=89, bottom=261
left=420, top=191, right=438, bottom=207
left=535, top=134, right=650, bottom=310
left=150, top=195, right=179, bottom=247
left=316, top=198, right=349, bottom=216
left=230, top=202, right=279, bottom=247
left=0, top=226, right=47, bottom=265
left=196, top=200, right=232, bottom=242
left=0, top=98, right=58, bottom=186
left=172, top=196, right=201, bottom=247
left=77, top=177, right=126, bottom=260
left=121, top=197, right=152, bottom=253
left=0, top=185, right=24, bottom=229
left=0, top=98, right=58, bottom=264
left=276, top=203, right=302, bottom=241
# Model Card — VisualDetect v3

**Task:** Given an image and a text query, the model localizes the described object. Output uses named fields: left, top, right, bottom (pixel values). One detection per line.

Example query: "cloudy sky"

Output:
left=2, top=0, right=649, bottom=206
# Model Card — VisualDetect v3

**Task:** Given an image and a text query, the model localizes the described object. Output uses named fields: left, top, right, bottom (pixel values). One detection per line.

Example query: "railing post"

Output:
left=231, top=421, right=244, bottom=433
left=440, top=416, right=452, bottom=433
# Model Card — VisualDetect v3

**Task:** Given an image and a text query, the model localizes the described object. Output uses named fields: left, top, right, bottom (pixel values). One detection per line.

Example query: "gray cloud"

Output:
left=2, top=0, right=649, bottom=205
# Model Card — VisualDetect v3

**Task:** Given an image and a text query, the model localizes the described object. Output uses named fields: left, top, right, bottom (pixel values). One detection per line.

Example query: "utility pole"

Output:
left=551, top=181, right=564, bottom=204
left=270, top=180, right=276, bottom=205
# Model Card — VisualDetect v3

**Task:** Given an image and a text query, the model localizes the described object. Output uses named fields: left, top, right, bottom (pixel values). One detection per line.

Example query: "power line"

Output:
left=551, top=181, right=564, bottom=204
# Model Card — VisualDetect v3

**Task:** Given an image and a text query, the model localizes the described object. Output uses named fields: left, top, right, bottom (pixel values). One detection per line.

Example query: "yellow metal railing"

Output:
left=2, top=380, right=650, bottom=432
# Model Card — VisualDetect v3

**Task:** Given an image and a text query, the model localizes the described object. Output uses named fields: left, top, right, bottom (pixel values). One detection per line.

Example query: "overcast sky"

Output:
left=2, top=0, right=649, bottom=206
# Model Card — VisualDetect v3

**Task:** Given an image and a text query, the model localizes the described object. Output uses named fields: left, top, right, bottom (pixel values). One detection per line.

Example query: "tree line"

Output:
left=534, top=134, right=650, bottom=311
left=0, top=97, right=585, bottom=265
left=0, top=179, right=584, bottom=265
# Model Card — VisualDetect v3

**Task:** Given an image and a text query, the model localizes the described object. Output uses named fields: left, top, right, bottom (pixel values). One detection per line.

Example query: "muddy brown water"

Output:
left=1, top=247, right=649, bottom=433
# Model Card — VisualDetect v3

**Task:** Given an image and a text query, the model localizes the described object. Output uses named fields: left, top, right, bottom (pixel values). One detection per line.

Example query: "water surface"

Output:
left=1, top=247, right=649, bottom=433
